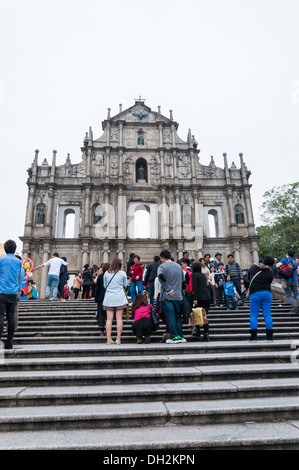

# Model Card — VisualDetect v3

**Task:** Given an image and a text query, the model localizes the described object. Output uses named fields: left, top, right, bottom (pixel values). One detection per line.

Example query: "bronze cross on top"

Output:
left=134, top=95, right=146, bottom=103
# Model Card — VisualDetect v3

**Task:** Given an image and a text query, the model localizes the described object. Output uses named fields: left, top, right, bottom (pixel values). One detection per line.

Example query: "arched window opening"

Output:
left=208, top=209, right=219, bottom=238
left=136, top=157, right=148, bottom=182
left=134, top=204, right=150, bottom=238
left=64, top=210, right=76, bottom=238
left=93, top=205, right=102, bottom=224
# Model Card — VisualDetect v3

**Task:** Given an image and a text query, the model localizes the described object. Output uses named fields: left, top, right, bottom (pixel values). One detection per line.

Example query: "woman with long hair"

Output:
left=192, top=261, right=211, bottom=342
left=131, top=293, right=154, bottom=344
left=103, top=258, right=128, bottom=344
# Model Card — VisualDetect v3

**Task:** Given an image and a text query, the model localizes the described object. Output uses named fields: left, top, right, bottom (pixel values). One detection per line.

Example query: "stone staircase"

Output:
left=1, top=299, right=299, bottom=450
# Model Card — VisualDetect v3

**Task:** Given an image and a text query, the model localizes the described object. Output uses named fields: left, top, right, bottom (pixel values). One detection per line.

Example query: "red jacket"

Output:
left=130, top=263, right=144, bottom=282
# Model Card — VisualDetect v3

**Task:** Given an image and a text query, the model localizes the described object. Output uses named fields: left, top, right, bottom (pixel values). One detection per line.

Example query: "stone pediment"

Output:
left=110, top=102, right=173, bottom=126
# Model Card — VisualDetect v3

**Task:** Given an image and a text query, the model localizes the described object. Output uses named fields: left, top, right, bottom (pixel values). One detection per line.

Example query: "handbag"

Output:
left=245, top=270, right=262, bottom=299
left=149, top=305, right=160, bottom=331
left=188, top=307, right=207, bottom=326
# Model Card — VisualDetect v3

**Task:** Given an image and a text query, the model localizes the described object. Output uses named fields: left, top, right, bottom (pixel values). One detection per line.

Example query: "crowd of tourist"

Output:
left=0, top=239, right=299, bottom=349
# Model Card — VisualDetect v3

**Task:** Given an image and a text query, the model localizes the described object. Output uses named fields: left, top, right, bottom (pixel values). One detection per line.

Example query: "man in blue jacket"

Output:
left=276, top=250, right=299, bottom=313
left=0, top=240, right=24, bottom=349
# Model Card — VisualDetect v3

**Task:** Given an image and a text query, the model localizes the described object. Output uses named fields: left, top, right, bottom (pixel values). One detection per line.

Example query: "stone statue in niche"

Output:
left=164, top=154, right=172, bottom=177
left=138, top=135, right=144, bottom=146
left=236, top=208, right=244, bottom=224
left=92, top=154, right=105, bottom=177
left=137, top=164, right=146, bottom=181
left=177, top=154, right=191, bottom=178
left=37, top=207, right=45, bottom=224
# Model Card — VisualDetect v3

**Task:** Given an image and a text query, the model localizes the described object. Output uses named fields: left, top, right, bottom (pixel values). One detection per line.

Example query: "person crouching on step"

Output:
left=131, top=294, right=154, bottom=344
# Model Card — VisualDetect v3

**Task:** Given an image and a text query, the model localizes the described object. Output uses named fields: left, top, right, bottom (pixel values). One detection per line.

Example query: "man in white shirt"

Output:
left=34, top=253, right=67, bottom=300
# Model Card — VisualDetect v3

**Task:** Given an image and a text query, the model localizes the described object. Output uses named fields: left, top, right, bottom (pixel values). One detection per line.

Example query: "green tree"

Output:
left=257, top=182, right=299, bottom=259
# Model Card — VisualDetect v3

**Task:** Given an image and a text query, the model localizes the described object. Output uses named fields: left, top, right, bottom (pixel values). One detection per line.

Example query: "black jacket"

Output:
left=248, top=263, right=274, bottom=296
left=94, top=273, right=105, bottom=303
left=59, top=264, right=68, bottom=282
left=82, top=268, right=93, bottom=286
left=144, top=261, right=160, bottom=284
left=192, top=272, right=211, bottom=302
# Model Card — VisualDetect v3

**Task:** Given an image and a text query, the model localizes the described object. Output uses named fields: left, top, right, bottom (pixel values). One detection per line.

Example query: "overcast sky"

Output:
left=0, top=0, right=298, bottom=253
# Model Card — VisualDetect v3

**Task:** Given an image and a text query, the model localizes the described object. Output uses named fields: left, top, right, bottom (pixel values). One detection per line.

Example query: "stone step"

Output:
left=1, top=395, right=299, bottom=432
left=6, top=332, right=299, bottom=345
left=2, top=340, right=294, bottom=358
left=1, top=377, right=299, bottom=408
left=1, top=362, right=299, bottom=388
left=1, top=420, right=299, bottom=450
left=1, top=349, right=295, bottom=372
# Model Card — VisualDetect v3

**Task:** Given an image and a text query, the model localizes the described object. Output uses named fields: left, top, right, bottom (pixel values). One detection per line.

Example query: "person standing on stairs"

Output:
left=103, top=258, right=127, bottom=344
left=248, top=256, right=275, bottom=342
left=0, top=240, right=24, bottom=349
left=34, top=253, right=67, bottom=301
left=191, top=261, right=211, bottom=342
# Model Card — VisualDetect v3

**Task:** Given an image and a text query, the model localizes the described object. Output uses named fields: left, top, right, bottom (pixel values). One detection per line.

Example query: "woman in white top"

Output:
left=103, top=258, right=127, bottom=344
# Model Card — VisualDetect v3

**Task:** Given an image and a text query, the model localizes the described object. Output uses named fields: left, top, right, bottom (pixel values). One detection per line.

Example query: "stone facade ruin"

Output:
left=21, top=98, right=259, bottom=297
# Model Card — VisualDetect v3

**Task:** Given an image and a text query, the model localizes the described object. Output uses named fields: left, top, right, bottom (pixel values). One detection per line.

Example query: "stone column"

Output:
left=159, top=124, right=163, bottom=147
left=82, top=243, right=89, bottom=268
left=227, top=188, right=237, bottom=236
left=161, top=188, right=169, bottom=240
left=103, top=241, right=110, bottom=263
left=244, top=187, right=255, bottom=235
left=105, top=149, right=110, bottom=183
left=193, top=189, right=204, bottom=259
left=25, top=186, right=35, bottom=231
left=117, top=188, right=126, bottom=239
left=160, top=150, right=165, bottom=182
left=45, top=186, right=54, bottom=237
left=83, top=186, right=91, bottom=237
left=174, top=189, right=181, bottom=239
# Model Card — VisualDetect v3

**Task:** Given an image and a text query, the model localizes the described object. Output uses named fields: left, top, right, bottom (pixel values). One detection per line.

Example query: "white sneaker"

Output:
left=166, top=337, right=180, bottom=344
left=177, top=336, right=187, bottom=343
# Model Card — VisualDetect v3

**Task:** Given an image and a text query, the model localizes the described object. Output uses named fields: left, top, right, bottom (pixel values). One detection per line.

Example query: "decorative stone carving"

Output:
left=177, top=154, right=191, bottom=178
left=123, top=155, right=134, bottom=184
left=110, top=153, right=119, bottom=177
left=150, top=155, right=160, bottom=184
left=110, top=128, right=119, bottom=143
left=163, top=129, right=172, bottom=144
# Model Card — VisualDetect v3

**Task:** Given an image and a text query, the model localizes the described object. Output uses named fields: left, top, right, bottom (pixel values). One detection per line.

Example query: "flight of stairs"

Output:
left=1, top=299, right=299, bottom=450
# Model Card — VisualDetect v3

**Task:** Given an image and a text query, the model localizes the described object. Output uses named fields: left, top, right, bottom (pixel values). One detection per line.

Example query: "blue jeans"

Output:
left=162, top=299, right=183, bottom=339
left=46, top=274, right=59, bottom=300
left=130, top=280, right=143, bottom=302
left=225, top=295, right=237, bottom=310
left=250, top=290, right=273, bottom=329
left=284, top=280, right=299, bottom=312
left=149, top=281, right=155, bottom=308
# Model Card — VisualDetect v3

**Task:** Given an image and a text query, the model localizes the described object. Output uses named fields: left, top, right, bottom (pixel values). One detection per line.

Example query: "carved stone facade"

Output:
left=21, top=99, right=259, bottom=297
